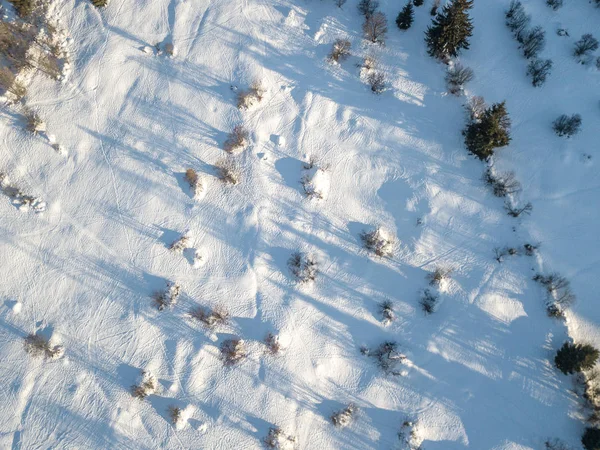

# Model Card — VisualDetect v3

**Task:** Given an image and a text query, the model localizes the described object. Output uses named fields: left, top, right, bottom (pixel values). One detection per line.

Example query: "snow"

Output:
left=0, top=0, right=599, bottom=448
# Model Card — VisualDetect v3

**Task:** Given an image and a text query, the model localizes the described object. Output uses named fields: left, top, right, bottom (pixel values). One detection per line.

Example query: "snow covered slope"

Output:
left=0, top=0, right=599, bottom=448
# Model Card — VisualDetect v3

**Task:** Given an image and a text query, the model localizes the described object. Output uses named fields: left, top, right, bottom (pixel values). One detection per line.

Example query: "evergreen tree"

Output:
left=413, top=0, right=424, bottom=6
left=425, top=0, right=474, bottom=60
left=396, top=2, right=414, bottom=30
left=463, top=101, right=511, bottom=160
left=582, top=427, right=600, bottom=450
left=555, top=342, right=599, bottom=374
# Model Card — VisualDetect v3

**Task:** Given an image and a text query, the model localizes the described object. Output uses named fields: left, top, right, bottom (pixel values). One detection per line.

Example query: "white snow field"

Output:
left=0, top=0, right=599, bottom=448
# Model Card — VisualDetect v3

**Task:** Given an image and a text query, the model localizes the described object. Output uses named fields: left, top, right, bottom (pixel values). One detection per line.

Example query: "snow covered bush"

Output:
left=399, top=420, right=422, bottom=450
left=425, top=0, right=474, bottom=60
left=24, top=332, right=64, bottom=359
left=533, top=273, right=576, bottom=317
left=0, top=67, right=26, bottom=101
left=216, top=157, right=241, bottom=185
left=465, top=95, right=487, bottom=122
left=396, top=2, right=414, bottom=31
left=263, top=426, right=297, bottom=449
left=223, top=125, right=249, bottom=153
left=189, top=305, right=229, bottom=329
left=152, top=281, right=181, bottom=311
left=527, top=58, right=552, bottom=87
left=287, top=251, right=317, bottom=283
left=379, top=300, right=394, bottom=325
left=328, top=38, right=351, bottom=63
left=237, top=81, right=264, bottom=110
left=367, top=71, right=385, bottom=93
left=446, top=63, right=474, bottom=95
left=463, top=101, right=511, bottom=160
left=0, top=173, right=46, bottom=213
left=358, top=0, right=379, bottom=18
left=546, top=0, right=563, bottom=10
left=483, top=168, right=521, bottom=197
left=264, top=332, right=281, bottom=355
left=170, top=233, right=190, bottom=253
left=363, top=12, right=388, bottom=44
left=184, top=168, right=204, bottom=199
left=25, top=110, right=44, bottom=135
left=521, top=26, right=546, bottom=59
left=552, top=114, right=582, bottom=137
left=420, top=288, right=439, bottom=314
left=131, top=370, right=158, bottom=400
left=220, top=338, right=247, bottom=366
left=582, top=428, right=600, bottom=450
left=555, top=342, right=599, bottom=375
left=360, top=227, right=394, bottom=257
left=331, top=404, right=357, bottom=428
left=168, top=405, right=184, bottom=427
left=426, top=267, right=452, bottom=287
left=370, top=341, right=405, bottom=375
left=574, top=34, right=599, bottom=64
left=301, top=162, right=330, bottom=199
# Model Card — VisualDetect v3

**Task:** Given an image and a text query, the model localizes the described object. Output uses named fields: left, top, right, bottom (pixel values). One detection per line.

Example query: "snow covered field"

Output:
left=0, top=0, right=599, bottom=448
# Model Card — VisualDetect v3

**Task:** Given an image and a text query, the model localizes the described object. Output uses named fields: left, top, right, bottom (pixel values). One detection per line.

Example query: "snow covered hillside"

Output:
left=0, top=0, right=599, bottom=448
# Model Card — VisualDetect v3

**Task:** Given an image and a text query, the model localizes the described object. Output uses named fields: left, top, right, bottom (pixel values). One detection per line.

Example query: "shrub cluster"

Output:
left=533, top=273, right=575, bottom=317
left=360, top=226, right=394, bottom=257
left=331, top=404, right=357, bottom=428
left=152, top=281, right=181, bottom=311
left=287, top=251, right=317, bottom=283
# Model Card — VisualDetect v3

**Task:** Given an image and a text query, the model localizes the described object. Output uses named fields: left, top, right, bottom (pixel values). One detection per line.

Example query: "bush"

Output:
left=358, top=0, right=379, bottom=17
left=334, top=0, right=347, bottom=7
left=553, top=114, right=582, bottom=137
left=237, top=81, right=264, bottom=110
left=360, top=227, right=394, bottom=257
left=396, top=2, right=414, bottom=30
left=363, top=12, right=388, bottom=44
left=464, top=102, right=511, bottom=160
left=331, top=404, right=357, bottom=427
left=533, top=273, right=576, bottom=317
left=426, top=267, right=451, bottom=286
left=414, top=0, right=424, bottom=5
left=25, top=110, right=44, bottom=134
left=168, top=405, right=183, bottom=426
left=223, top=125, right=249, bottom=153
left=189, top=305, right=229, bottom=329
left=420, top=289, right=438, bottom=314
left=264, top=332, right=281, bottom=354
left=152, top=281, right=181, bottom=311
left=555, top=342, right=599, bottom=375
left=465, top=95, right=487, bottom=122
left=170, top=233, right=190, bottom=253
left=521, top=26, right=546, bottom=59
left=546, top=0, right=563, bottom=10
left=371, top=341, right=405, bottom=375
left=90, top=0, right=108, bottom=7
left=493, top=246, right=519, bottom=263
left=483, top=169, right=521, bottom=197
left=328, top=38, right=351, bottom=63
left=288, top=251, right=317, bottom=283
left=24, top=333, right=64, bottom=359
left=131, top=370, right=158, bottom=399
left=8, top=0, right=34, bottom=17
left=216, top=158, right=241, bottom=185
left=379, top=300, right=395, bottom=325
left=399, top=420, right=422, bottom=450
left=582, top=428, right=600, bottom=450
left=446, top=63, right=474, bottom=94
left=220, top=338, right=246, bottom=366
left=527, top=58, right=552, bottom=87
left=0, top=67, right=26, bottom=101
left=505, top=1, right=530, bottom=37
left=505, top=201, right=533, bottom=217
left=545, top=438, right=572, bottom=450
left=574, top=34, right=599, bottom=63
left=263, top=427, right=297, bottom=449
left=301, top=161, right=330, bottom=199
left=367, top=71, right=385, bottom=93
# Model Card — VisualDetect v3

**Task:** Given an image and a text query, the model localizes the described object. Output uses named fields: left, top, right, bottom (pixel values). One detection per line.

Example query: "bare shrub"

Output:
left=379, top=300, right=394, bottom=325
left=334, top=0, right=347, bottom=7
left=360, top=227, right=394, bottom=257
left=544, top=438, right=572, bottom=450
left=553, top=114, right=582, bottom=137
left=216, top=158, right=241, bottom=185
left=426, top=267, right=451, bottom=286
left=263, top=426, right=297, bottom=449
left=0, top=67, right=26, bottom=101
left=358, top=0, right=379, bottom=17
left=527, top=58, right=552, bottom=87
left=533, top=273, right=576, bottom=317
left=420, top=289, right=438, bottom=314
left=168, top=405, right=183, bottom=427
left=361, top=55, right=377, bottom=71
left=184, top=168, right=204, bottom=198
left=301, top=163, right=330, bottom=200
left=223, top=125, right=249, bottom=153
left=328, top=38, right=351, bottom=63
left=152, top=281, right=181, bottom=311
left=264, top=332, right=281, bottom=355
left=483, top=169, right=521, bottom=197
left=25, top=110, right=44, bottom=134
left=131, top=370, right=158, bottom=400
left=399, top=419, right=422, bottom=450
left=546, top=0, right=563, bottom=10
left=363, top=12, right=388, bottom=44
left=505, top=201, right=532, bottom=217
left=189, top=305, right=229, bottom=329
left=220, top=338, right=247, bottom=366
left=465, top=96, right=487, bottom=123
left=331, top=404, right=357, bottom=428
left=371, top=341, right=405, bottom=375
left=237, top=81, right=264, bottom=110
left=523, top=243, right=538, bottom=256
left=446, top=64, right=474, bottom=95
left=287, top=251, right=317, bottom=283
left=0, top=176, right=46, bottom=212
left=24, top=333, right=64, bottom=359
left=574, top=34, right=599, bottom=63
left=170, top=233, right=190, bottom=253
left=367, top=71, right=385, bottom=94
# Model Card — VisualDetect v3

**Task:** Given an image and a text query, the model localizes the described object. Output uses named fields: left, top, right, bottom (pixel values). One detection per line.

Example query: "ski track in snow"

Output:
left=0, top=0, right=599, bottom=448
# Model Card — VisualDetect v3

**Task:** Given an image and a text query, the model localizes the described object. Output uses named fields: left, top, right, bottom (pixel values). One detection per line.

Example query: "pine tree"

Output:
left=413, top=0, right=424, bottom=6
left=425, top=0, right=474, bottom=60
left=396, top=2, right=414, bottom=30
left=463, top=101, right=511, bottom=160
left=582, top=427, right=600, bottom=450
left=555, top=342, right=599, bottom=375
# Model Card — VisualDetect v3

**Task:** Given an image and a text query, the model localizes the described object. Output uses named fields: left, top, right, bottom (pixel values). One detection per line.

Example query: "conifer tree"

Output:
left=413, top=0, right=424, bottom=6
left=425, top=0, right=474, bottom=60
left=555, top=342, right=599, bottom=375
left=396, top=2, right=414, bottom=30
left=463, top=101, right=511, bottom=160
